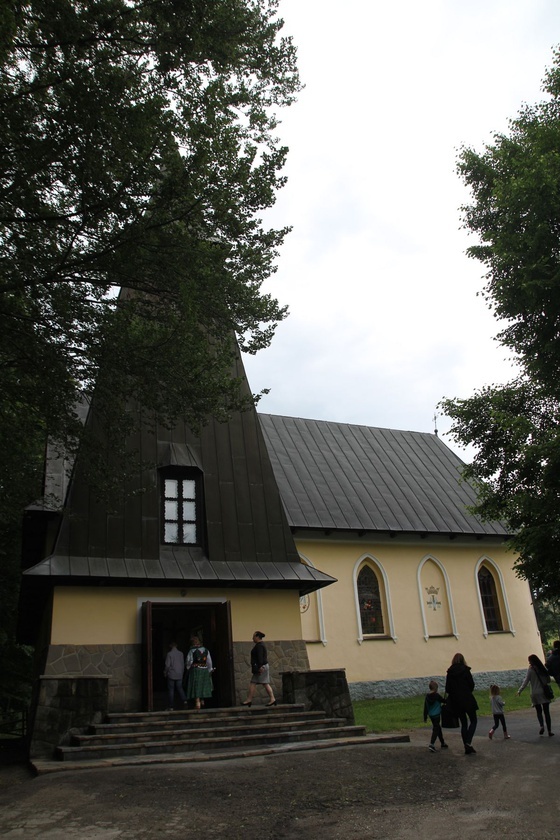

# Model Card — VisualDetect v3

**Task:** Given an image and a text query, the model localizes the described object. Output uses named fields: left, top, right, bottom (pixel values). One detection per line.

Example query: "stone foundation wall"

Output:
left=43, top=640, right=310, bottom=710
left=282, top=669, right=354, bottom=724
left=44, top=644, right=142, bottom=711
left=30, top=676, right=109, bottom=759
left=349, top=669, right=528, bottom=701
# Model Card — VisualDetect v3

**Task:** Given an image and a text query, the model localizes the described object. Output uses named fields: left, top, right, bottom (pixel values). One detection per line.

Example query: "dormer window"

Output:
left=161, top=468, right=202, bottom=546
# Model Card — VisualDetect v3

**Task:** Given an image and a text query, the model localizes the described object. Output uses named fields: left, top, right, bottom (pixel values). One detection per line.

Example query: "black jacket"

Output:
left=445, top=663, right=479, bottom=715
left=547, top=650, right=560, bottom=680
left=250, top=641, right=267, bottom=674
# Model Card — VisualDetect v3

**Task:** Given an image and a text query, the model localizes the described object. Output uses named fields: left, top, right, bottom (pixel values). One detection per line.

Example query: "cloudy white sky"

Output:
left=242, top=0, right=560, bottom=460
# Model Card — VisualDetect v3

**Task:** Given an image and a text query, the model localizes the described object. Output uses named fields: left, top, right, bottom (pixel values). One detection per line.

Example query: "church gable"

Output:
left=22, top=356, right=334, bottom=593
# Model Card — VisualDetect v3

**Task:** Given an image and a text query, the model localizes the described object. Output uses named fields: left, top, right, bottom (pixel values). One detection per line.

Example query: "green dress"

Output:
left=185, top=645, right=213, bottom=699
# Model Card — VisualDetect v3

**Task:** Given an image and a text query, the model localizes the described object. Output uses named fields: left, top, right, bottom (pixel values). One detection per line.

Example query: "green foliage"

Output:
left=353, top=687, right=534, bottom=733
left=0, top=1, right=300, bottom=645
left=441, top=47, right=560, bottom=599
left=533, top=598, right=560, bottom=647
left=0, top=0, right=300, bottom=488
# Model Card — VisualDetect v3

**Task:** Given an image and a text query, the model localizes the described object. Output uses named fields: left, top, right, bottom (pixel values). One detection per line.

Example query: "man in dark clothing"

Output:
left=546, top=640, right=560, bottom=689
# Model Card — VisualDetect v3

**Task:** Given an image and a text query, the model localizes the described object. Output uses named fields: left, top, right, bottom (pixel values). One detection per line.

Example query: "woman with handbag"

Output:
left=241, top=631, right=277, bottom=707
left=517, top=654, right=554, bottom=737
left=445, top=652, right=479, bottom=754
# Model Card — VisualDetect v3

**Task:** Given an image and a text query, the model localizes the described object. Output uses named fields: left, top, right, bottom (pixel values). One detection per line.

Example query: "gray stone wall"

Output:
left=232, top=639, right=309, bottom=704
left=349, top=669, right=528, bottom=701
left=43, top=640, right=310, bottom=710
left=30, top=676, right=109, bottom=759
left=282, top=669, right=355, bottom=724
left=44, top=644, right=142, bottom=711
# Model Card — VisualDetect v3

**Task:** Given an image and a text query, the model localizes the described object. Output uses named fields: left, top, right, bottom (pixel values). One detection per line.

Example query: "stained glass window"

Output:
left=478, top=566, right=503, bottom=632
left=358, top=565, right=384, bottom=635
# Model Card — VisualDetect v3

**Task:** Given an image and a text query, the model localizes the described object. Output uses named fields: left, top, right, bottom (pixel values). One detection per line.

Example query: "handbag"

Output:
left=536, top=670, right=554, bottom=701
left=441, top=697, right=459, bottom=729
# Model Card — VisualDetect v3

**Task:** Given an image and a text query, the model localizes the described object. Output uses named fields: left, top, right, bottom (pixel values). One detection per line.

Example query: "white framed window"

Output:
left=160, top=468, right=203, bottom=547
left=475, top=556, right=515, bottom=637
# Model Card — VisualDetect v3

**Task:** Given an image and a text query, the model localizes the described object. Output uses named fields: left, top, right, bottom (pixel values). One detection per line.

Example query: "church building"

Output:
left=18, top=355, right=539, bottom=730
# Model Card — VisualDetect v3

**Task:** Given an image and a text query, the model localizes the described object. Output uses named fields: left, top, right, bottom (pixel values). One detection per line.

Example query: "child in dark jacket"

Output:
left=423, top=679, right=448, bottom=752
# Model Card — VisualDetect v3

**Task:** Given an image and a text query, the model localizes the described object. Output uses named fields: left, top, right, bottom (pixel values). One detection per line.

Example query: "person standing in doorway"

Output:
left=164, top=641, right=187, bottom=710
left=185, top=635, right=214, bottom=710
left=445, top=652, right=479, bottom=754
left=242, top=631, right=277, bottom=707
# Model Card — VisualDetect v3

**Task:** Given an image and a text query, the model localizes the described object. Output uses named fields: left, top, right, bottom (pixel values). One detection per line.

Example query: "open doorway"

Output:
left=142, top=601, right=234, bottom=711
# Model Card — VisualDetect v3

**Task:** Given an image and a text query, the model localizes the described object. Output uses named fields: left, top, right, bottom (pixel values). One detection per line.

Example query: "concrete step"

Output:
left=57, top=724, right=368, bottom=762
left=77, top=717, right=350, bottom=747
left=90, top=707, right=325, bottom=736
left=33, top=733, right=411, bottom=775
left=104, top=703, right=306, bottom=725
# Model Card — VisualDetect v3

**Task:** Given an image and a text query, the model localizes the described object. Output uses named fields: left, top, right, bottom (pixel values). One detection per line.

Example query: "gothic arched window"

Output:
left=357, top=565, right=385, bottom=635
left=478, top=565, right=503, bottom=632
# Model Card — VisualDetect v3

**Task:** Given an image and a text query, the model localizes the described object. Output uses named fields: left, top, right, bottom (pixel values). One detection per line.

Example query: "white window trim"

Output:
left=299, top=554, right=327, bottom=646
left=353, top=554, right=396, bottom=644
left=417, top=554, right=459, bottom=642
left=475, top=555, right=515, bottom=638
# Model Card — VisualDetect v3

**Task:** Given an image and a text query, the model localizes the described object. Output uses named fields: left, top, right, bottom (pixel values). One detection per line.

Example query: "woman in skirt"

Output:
left=242, top=631, right=277, bottom=707
left=185, top=635, right=214, bottom=710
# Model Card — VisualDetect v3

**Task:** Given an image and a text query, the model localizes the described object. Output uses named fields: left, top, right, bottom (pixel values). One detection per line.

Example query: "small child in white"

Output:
left=488, top=683, right=511, bottom=740
left=423, top=679, right=448, bottom=752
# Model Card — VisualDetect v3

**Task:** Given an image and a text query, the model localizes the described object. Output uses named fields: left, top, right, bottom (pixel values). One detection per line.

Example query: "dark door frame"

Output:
left=142, top=600, right=234, bottom=711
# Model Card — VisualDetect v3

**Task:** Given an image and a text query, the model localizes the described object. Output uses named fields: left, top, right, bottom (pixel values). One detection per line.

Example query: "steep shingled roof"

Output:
left=259, top=414, right=509, bottom=538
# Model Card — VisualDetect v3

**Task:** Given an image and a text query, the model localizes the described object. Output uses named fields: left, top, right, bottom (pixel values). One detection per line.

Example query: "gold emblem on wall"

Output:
left=425, top=585, right=441, bottom=611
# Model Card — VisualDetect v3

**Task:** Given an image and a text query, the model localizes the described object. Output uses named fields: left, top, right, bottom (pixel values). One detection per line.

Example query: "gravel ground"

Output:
left=0, top=708, right=559, bottom=839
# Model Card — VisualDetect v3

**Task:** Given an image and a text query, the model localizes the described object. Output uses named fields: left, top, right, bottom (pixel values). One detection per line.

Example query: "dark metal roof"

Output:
left=258, top=414, right=509, bottom=538
left=21, top=354, right=337, bottom=596
left=23, top=551, right=332, bottom=595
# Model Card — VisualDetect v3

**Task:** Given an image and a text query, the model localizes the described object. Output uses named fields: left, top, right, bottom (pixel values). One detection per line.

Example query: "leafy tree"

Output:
left=0, top=0, right=300, bottom=501
left=441, top=47, right=560, bottom=599
left=0, top=1, right=300, bottom=649
left=533, top=597, right=560, bottom=649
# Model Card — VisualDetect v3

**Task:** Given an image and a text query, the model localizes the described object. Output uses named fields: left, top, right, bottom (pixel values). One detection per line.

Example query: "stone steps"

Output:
left=94, top=705, right=324, bottom=734
left=53, top=703, right=369, bottom=764
left=58, top=723, right=367, bottom=761
left=33, top=732, right=410, bottom=775
left=76, top=716, right=348, bottom=748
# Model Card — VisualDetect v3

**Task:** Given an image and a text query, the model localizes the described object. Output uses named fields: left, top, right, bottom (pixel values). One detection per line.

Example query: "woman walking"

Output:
left=445, top=652, right=479, bottom=754
left=242, top=631, right=276, bottom=707
left=517, top=654, right=554, bottom=737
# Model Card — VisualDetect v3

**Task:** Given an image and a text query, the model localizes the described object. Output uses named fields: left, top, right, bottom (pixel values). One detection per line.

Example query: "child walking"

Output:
left=488, top=684, right=511, bottom=740
left=423, top=679, right=448, bottom=752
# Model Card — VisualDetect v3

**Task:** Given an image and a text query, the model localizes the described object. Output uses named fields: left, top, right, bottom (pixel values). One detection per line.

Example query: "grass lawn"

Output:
left=353, top=686, right=539, bottom=733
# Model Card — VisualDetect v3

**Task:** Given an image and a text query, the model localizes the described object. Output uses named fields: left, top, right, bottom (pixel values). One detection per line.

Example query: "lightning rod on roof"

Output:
left=433, top=412, right=438, bottom=436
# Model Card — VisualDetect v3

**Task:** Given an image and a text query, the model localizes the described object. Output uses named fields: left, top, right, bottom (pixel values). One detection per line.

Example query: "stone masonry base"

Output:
left=349, top=669, right=528, bottom=700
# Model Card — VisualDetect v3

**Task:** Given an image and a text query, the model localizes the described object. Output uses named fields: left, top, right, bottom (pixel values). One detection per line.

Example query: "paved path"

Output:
left=0, top=706, right=558, bottom=839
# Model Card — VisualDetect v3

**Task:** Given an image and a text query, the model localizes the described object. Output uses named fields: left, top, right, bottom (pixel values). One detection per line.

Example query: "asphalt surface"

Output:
left=0, top=707, right=558, bottom=839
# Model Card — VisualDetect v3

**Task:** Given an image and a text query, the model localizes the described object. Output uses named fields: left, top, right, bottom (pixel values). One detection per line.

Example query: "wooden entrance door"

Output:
left=142, top=601, right=234, bottom=711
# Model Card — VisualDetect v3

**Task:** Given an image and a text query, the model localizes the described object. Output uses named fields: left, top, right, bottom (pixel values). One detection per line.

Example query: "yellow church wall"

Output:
left=50, top=586, right=302, bottom=645
left=296, top=538, right=541, bottom=684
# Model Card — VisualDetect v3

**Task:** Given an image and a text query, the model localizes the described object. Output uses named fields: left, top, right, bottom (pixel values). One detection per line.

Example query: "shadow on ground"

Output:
left=0, top=708, right=558, bottom=839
